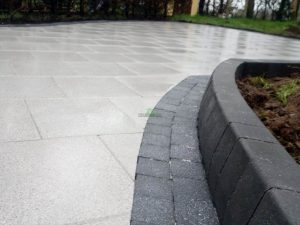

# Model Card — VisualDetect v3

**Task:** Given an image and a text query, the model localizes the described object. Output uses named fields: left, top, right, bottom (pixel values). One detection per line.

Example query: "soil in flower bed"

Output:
left=237, top=74, right=300, bottom=164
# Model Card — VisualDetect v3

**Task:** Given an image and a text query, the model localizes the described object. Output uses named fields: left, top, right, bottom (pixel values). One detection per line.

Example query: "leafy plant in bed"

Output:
left=237, top=73, right=300, bottom=163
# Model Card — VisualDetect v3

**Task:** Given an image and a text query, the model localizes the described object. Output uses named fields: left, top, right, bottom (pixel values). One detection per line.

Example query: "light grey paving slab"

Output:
left=47, top=43, right=92, bottom=52
left=0, top=51, right=33, bottom=61
left=26, top=98, right=142, bottom=138
left=82, top=53, right=134, bottom=63
left=89, top=46, right=129, bottom=53
left=0, top=100, right=40, bottom=142
left=117, top=76, right=186, bottom=97
left=100, top=133, right=143, bottom=179
left=125, top=54, right=174, bottom=63
left=126, top=47, right=165, bottom=54
left=12, top=62, right=76, bottom=76
left=0, top=136, right=133, bottom=225
left=0, top=61, right=15, bottom=75
left=20, top=36, right=59, bottom=44
left=83, top=214, right=131, bottom=225
left=120, top=63, right=181, bottom=75
left=63, top=62, right=108, bottom=76
left=98, top=63, right=138, bottom=76
left=0, top=77, right=65, bottom=98
left=54, top=77, right=140, bottom=97
left=31, top=52, right=87, bottom=62
left=0, top=42, right=51, bottom=51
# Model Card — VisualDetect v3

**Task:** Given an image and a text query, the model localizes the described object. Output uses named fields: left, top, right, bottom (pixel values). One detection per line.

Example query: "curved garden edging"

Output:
left=198, top=59, right=300, bottom=225
left=130, top=75, right=219, bottom=225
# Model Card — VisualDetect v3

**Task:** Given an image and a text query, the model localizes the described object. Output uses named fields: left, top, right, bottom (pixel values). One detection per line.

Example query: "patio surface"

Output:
left=0, top=21, right=300, bottom=225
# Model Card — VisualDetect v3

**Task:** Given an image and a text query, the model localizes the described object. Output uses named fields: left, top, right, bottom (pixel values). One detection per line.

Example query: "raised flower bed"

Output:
left=198, top=59, right=300, bottom=225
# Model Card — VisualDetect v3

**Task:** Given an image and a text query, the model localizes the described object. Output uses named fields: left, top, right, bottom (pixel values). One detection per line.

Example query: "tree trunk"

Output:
left=199, top=0, right=205, bottom=14
left=111, top=0, right=117, bottom=15
left=297, top=0, right=300, bottom=21
left=125, top=2, right=129, bottom=18
left=51, top=0, right=56, bottom=14
left=245, top=0, right=255, bottom=18
left=277, top=0, right=289, bottom=20
left=225, top=0, right=233, bottom=16
left=67, top=0, right=72, bottom=15
left=205, top=0, right=210, bottom=14
left=291, top=0, right=300, bottom=20
left=80, top=0, right=84, bottom=16
left=21, top=0, right=28, bottom=8
left=218, top=0, right=224, bottom=14
left=163, top=0, right=168, bottom=17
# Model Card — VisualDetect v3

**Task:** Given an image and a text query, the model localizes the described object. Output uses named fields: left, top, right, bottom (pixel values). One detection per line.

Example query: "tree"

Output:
left=199, top=0, right=205, bottom=14
left=218, top=0, right=225, bottom=14
left=245, top=0, right=255, bottom=18
left=277, top=0, right=290, bottom=19
left=80, top=0, right=84, bottom=16
left=297, top=0, right=300, bottom=21
left=50, top=0, right=57, bottom=14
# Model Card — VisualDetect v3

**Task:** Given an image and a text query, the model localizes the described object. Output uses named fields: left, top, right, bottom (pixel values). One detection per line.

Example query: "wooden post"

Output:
left=191, top=0, right=200, bottom=16
left=167, top=0, right=175, bottom=16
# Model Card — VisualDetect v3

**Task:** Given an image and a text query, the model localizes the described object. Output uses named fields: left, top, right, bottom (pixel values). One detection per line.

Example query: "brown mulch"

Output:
left=237, top=74, right=300, bottom=164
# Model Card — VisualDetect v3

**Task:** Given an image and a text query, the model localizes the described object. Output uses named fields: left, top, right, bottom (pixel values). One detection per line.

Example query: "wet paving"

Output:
left=0, top=21, right=299, bottom=225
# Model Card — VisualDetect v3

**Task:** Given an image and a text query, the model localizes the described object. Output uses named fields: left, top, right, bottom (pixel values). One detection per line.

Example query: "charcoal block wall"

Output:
left=198, top=59, right=300, bottom=225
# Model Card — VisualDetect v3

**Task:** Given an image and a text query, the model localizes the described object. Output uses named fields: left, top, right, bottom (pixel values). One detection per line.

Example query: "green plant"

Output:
left=275, top=80, right=299, bottom=105
left=249, top=76, right=271, bottom=88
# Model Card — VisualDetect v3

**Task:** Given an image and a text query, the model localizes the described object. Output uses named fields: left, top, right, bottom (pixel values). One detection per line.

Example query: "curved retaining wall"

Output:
left=198, top=59, right=300, bottom=225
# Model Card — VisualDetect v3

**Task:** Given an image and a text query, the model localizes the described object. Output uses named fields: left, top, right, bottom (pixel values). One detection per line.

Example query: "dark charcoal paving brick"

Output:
left=160, top=97, right=182, bottom=106
left=131, top=195, right=174, bottom=225
left=163, top=89, right=189, bottom=100
left=136, top=157, right=170, bottom=178
left=155, top=102, right=178, bottom=112
left=177, top=80, right=197, bottom=88
left=172, top=120, right=197, bottom=128
left=184, top=76, right=204, bottom=84
left=172, top=123, right=197, bottom=136
left=173, top=178, right=211, bottom=204
left=143, top=133, right=170, bottom=147
left=175, top=200, right=219, bottom=225
left=174, top=116, right=197, bottom=123
left=147, top=117, right=173, bottom=127
left=177, top=103, right=199, bottom=112
left=139, top=144, right=170, bottom=161
left=172, top=85, right=193, bottom=93
left=131, top=220, right=158, bottom=225
left=131, top=76, right=219, bottom=225
left=170, top=145, right=201, bottom=162
left=135, top=175, right=173, bottom=201
left=171, top=160, right=205, bottom=180
left=175, top=108, right=199, bottom=120
left=182, top=98, right=202, bottom=107
left=151, top=109, right=175, bottom=119
left=184, top=91, right=204, bottom=101
left=177, top=83, right=196, bottom=90
left=144, top=124, right=172, bottom=137
left=171, top=133, right=198, bottom=148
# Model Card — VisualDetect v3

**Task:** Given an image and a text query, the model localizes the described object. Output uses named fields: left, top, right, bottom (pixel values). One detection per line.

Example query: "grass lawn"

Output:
left=171, top=14, right=300, bottom=38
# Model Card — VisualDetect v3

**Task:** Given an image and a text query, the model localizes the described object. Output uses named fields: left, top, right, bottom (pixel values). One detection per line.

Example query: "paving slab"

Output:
left=0, top=136, right=133, bottom=225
